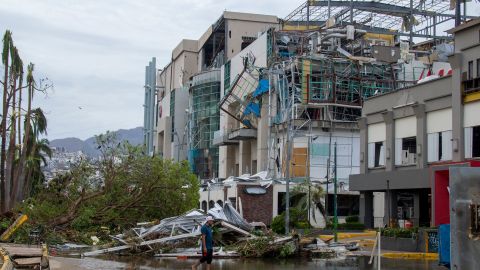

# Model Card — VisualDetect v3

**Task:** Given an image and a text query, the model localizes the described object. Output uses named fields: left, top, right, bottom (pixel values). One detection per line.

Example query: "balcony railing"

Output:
left=464, top=77, right=480, bottom=94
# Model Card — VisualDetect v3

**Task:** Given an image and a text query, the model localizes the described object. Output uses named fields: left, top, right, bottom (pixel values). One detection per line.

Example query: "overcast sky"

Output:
left=0, top=0, right=478, bottom=140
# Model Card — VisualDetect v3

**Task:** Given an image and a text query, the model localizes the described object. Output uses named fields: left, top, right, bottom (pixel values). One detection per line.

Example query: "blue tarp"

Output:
left=243, top=102, right=261, bottom=117
left=242, top=120, right=252, bottom=128
left=438, top=224, right=450, bottom=268
left=252, top=79, right=269, bottom=98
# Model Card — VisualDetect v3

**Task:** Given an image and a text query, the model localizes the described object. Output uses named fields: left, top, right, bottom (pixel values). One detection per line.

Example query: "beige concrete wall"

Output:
left=454, top=24, right=480, bottom=52
left=225, top=19, right=277, bottom=60
left=239, top=140, right=252, bottom=174
left=460, top=46, right=480, bottom=76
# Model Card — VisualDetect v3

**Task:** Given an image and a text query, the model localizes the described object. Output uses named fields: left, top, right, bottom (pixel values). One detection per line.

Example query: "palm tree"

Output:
left=25, top=138, right=52, bottom=197
left=1, top=30, right=13, bottom=212
left=12, top=63, right=36, bottom=204
left=5, top=46, right=23, bottom=210
left=23, top=108, right=49, bottom=197
left=290, top=180, right=327, bottom=225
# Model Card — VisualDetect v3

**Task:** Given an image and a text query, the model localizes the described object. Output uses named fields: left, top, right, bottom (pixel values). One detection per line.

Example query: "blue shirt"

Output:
left=201, top=224, right=213, bottom=250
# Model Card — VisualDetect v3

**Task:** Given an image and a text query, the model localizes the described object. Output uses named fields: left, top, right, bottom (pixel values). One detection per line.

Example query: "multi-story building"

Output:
left=143, top=1, right=477, bottom=228
left=350, top=18, right=480, bottom=229
left=143, top=58, right=156, bottom=155
left=153, top=11, right=280, bottom=179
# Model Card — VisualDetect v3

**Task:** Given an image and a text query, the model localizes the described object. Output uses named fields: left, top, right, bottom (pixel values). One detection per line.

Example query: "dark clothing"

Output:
left=201, top=224, right=213, bottom=250
left=199, top=248, right=213, bottom=264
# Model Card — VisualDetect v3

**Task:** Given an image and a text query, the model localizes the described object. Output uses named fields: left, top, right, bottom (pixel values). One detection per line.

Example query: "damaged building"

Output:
left=144, top=1, right=478, bottom=227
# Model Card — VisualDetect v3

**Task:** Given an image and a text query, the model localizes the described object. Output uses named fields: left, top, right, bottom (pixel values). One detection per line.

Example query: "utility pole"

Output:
left=307, top=132, right=312, bottom=225
left=284, top=81, right=295, bottom=235
left=333, top=142, right=338, bottom=242
left=326, top=131, right=332, bottom=222
left=284, top=126, right=293, bottom=235
left=387, top=179, right=391, bottom=228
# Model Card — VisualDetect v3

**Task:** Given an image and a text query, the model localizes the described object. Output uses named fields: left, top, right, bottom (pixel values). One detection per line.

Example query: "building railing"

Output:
left=463, top=77, right=480, bottom=94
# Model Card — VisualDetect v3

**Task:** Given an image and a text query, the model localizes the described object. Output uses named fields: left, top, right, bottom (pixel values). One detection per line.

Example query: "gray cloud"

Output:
left=0, top=0, right=478, bottom=140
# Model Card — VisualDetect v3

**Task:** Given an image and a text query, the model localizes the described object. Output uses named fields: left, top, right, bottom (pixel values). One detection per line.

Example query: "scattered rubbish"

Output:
left=82, top=202, right=260, bottom=257
left=90, top=236, right=100, bottom=246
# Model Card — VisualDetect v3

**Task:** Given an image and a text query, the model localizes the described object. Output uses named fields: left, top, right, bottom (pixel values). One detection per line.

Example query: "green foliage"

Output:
left=289, top=181, right=326, bottom=223
left=345, top=215, right=359, bottom=223
left=237, top=236, right=273, bottom=257
left=17, top=131, right=200, bottom=244
left=237, top=234, right=297, bottom=258
left=271, top=208, right=309, bottom=234
left=338, top=222, right=365, bottom=230
left=381, top=227, right=419, bottom=238
left=278, top=242, right=296, bottom=258
left=294, top=221, right=311, bottom=229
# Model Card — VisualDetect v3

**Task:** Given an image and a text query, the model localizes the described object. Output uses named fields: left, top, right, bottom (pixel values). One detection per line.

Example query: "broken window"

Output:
left=252, top=160, right=257, bottom=174
left=201, top=201, right=207, bottom=212
left=241, top=36, right=256, bottom=50
left=368, top=141, right=385, bottom=168
left=465, top=126, right=480, bottom=158
left=428, top=130, right=452, bottom=162
left=395, top=136, right=417, bottom=165
left=229, top=197, right=237, bottom=210
left=224, top=61, right=231, bottom=93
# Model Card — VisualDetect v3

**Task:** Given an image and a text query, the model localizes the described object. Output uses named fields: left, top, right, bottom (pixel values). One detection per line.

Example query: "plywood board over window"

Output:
left=282, top=147, right=308, bottom=177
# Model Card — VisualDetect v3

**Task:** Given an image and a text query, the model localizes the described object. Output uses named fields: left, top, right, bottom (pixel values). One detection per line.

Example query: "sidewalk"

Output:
left=314, top=230, right=439, bottom=261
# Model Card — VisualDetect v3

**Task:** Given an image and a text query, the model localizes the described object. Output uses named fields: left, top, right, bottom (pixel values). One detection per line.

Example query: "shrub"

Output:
left=271, top=208, right=309, bottom=234
left=345, top=216, right=359, bottom=223
left=339, top=222, right=365, bottom=230
left=381, top=227, right=418, bottom=238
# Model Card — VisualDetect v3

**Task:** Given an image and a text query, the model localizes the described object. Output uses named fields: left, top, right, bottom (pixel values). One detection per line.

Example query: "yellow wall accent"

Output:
left=282, top=24, right=320, bottom=31
left=464, top=91, right=480, bottom=103
left=363, top=33, right=395, bottom=46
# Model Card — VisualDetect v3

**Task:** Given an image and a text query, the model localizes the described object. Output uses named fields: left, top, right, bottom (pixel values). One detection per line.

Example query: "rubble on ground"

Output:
left=81, top=202, right=357, bottom=259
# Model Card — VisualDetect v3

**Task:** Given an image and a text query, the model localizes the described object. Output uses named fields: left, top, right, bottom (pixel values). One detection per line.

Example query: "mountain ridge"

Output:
left=50, top=127, right=144, bottom=157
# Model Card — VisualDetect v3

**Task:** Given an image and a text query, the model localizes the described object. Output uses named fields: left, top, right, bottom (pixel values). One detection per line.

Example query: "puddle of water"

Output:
left=52, top=256, right=448, bottom=270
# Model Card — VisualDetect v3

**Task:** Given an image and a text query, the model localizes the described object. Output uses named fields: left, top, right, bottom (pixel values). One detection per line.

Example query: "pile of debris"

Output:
left=82, top=201, right=277, bottom=258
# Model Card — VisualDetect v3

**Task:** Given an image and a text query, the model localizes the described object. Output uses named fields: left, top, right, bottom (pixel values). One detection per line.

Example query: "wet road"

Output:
left=51, top=256, right=448, bottom=270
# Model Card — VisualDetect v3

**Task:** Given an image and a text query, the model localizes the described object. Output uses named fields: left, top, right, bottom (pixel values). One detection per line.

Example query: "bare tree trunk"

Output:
left=50, top=190, right=105, bottom=227
left=17, top=74, right=22, bottom=152
left=1, top=45, right=10, bottom=213
left=5, top=70, right=17, bottom=209
left=13, top=80, right=32, bottom=204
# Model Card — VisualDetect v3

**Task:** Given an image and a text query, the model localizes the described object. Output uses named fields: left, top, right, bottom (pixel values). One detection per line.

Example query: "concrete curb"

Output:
left=318, top=231, right=377, bottom=241
left=382, top=252, right=439, bottom=260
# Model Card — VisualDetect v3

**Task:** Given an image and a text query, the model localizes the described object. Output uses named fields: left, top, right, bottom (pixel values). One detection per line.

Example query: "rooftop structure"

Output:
left=283, top=0, right=476, bottom=41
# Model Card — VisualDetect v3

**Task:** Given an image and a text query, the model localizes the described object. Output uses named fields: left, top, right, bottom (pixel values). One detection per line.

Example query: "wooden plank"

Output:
left=2, top=247, right=42, bottom=257
left=13, top=257, right=41, bottom=266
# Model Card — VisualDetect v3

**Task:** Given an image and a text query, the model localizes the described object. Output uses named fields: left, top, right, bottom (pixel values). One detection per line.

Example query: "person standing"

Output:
left=192, top=216, right=214, bottom=270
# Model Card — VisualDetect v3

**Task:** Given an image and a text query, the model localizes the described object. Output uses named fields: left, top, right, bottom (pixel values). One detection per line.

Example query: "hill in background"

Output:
left=50, top=127, right=144, bottom=157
